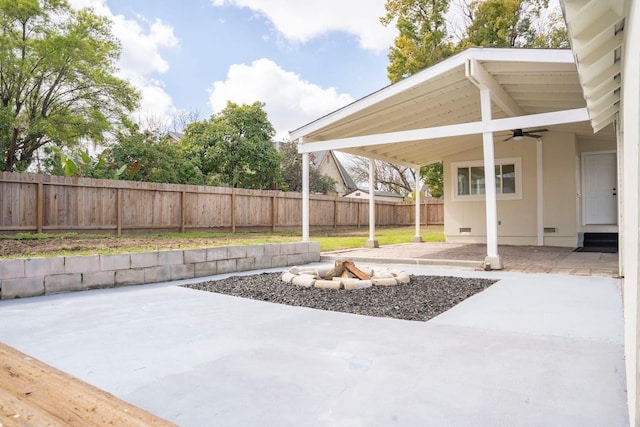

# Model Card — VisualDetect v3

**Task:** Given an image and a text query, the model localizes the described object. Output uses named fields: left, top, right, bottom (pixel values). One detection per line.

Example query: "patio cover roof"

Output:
left=290, top=48, right=613, bottom=168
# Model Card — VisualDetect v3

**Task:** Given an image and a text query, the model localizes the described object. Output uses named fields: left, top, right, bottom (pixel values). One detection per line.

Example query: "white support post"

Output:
left=366, top=158, right=379, bottom=248
left=480, top=87, right=502, bottom=269
left=414, top=169, right=422, bottom=242
left=301, top=140, right=310, bottom=242
left=536, top=138, right=544, bottom=246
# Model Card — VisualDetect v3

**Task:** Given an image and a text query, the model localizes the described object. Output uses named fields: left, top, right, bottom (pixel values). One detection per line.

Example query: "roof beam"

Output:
left=591, top=110, right=617, bottom=133
left=582, top=61, right=621, bottom=89
left=569, top=2, right=621, bottom=43
left=590, top=102, right=619, bottom=124
left=465, top=58, right=525, bottom=117
left=577, top=31, right=623, bottom=66
left=584, top=77, right=620, bottom=101
left=298, top=108, right=589, bottom=153
left=589, top=90, right=620, bottom=111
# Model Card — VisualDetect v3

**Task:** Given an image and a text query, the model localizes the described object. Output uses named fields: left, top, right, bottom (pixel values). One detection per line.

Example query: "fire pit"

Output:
left=281, top=259, right=410, bottom=290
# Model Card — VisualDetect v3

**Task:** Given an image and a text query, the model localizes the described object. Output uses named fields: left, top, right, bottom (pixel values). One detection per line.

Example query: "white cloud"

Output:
left=68, top=0, right=179, bottom=124
left=209, top=59, right=353, bottom=140
left=211, top=0, right=396, bottom=52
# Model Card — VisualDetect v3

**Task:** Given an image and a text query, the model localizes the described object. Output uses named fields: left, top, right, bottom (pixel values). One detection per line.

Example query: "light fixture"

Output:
left=513, top=129, right=524, bottom=141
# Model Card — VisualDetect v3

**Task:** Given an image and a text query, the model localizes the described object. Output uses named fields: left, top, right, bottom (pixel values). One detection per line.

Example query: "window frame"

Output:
left=451, top=157, right=523, bottom=202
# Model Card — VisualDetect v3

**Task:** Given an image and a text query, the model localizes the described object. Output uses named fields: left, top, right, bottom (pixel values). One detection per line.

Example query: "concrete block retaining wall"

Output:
left=0, top=242, right=320, bottom=300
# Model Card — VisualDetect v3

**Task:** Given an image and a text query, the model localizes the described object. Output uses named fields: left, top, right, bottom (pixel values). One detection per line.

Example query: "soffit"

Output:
left=562, top=0, right=625, bottom=132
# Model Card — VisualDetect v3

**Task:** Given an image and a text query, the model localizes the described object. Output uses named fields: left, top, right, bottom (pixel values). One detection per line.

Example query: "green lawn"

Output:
left=313, top=226, right=444, bottom=251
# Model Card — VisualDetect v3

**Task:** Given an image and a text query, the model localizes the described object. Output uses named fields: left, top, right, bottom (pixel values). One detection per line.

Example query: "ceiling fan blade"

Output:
left=526, top=128, right=548, bottom=133
left=503, top=136, right=514, bottom=141
left=525, top=133, right=542, bottom=138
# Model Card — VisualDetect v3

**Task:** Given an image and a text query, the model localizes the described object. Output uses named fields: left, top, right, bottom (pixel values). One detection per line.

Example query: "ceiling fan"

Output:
left=503, top=128, right=549, bottom=141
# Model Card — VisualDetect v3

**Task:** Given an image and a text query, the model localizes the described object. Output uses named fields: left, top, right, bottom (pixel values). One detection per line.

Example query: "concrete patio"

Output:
left=0, top=260, right=628, bottom=426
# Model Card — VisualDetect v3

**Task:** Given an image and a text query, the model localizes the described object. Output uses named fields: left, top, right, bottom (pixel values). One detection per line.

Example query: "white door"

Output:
left=583, top=152, right=617, bottom=224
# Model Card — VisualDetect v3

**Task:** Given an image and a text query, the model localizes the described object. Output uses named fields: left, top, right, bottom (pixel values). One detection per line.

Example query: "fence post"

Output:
left=423, top=201, right=427, bottom=225
left=180, top=191, right=186, bottom=233
left=356, top=200, right=361, bottom=228
left=271, top=194, right=277, bottom=232
left=116, top=188, right=122, bottom=235
left=36, top=182, right=43, bottom=233
left=333, top=199, right=338, bottom=229
left=231, top=190, right=236, bottom=233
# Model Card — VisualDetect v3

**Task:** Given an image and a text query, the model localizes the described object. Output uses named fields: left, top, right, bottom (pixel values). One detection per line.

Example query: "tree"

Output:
left=382, top=0, right=568, bottom=80
left=0, top=0, right=139, bottom=172
left=279, top=140, right=337, bottom=194
left=136, top=108, right=202, bottom=135
left=43, top=146, right=125, bottom=179
left=460, top=0, right=567, bottom=49
left=381, top=0, right=456, bottom=83
left=531, top=10, right=570, bottom=48
left=346, top=155, right=417, bottom=197
left=420, top=161, right=443, bottom=198
left=380, top=0, right=568, bottom=197
left=181, top=102, right=282, bottom=189
left=104, top=127, right=203, bottom=184
left=42, top=125, right=203, bottom=184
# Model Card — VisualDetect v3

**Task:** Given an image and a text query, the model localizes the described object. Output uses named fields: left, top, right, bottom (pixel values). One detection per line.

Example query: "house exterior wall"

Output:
left=542, top=132, right=579, bottom=247
left=621, top=1, right=640, bottom=422
left=443, top=132, right=587, bottom=247
left=317, top=153, right=350, bottom=196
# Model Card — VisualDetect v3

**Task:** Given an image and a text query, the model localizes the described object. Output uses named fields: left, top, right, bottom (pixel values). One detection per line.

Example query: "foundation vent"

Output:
left=459, top=227, right=471, bottom=233
left=544, top=227, right=557, bottom=233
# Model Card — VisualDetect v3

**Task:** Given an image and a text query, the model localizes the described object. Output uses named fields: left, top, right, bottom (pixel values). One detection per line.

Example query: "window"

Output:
left=452, top=158, right=522, bottom=201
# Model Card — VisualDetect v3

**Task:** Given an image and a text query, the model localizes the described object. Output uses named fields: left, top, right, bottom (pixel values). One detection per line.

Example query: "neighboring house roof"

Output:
left=343, top=188, right=404, bottom=199
left=290, top=47, right=606, bottom=168
left=313, top=150, right=358, bottom=191
left=166, top=131, right=184, bottom=142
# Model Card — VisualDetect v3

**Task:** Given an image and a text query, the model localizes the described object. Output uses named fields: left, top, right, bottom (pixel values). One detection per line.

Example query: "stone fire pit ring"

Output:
left=281, top=261, right=410, bottom=290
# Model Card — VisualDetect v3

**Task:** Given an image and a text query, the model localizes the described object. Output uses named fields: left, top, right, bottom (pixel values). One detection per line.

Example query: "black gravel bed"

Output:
left=183, top=273, right=497, bottom=322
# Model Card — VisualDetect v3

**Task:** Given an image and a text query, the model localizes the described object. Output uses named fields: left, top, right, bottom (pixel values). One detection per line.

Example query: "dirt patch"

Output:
left=0, top=343, right=175, bottom=426
left=0, top=235, right=297, bottom=259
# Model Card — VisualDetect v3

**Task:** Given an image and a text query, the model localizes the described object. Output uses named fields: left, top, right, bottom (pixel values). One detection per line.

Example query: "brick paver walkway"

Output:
left=322, top=242, right=619, bottom=277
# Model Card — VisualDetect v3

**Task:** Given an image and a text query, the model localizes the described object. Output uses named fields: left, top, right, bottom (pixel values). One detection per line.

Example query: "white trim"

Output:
left=450, top=157, right=523, bottom=202
left=297, top=108, right=589, bottom=153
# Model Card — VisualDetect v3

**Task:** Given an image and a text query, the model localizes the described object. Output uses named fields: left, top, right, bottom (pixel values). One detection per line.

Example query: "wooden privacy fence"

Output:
left=0, top=172, right=443, bottom=234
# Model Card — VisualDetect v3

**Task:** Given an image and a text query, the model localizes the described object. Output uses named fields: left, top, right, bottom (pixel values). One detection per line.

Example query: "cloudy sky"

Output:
left=67, top=0, right=401, bottom=140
